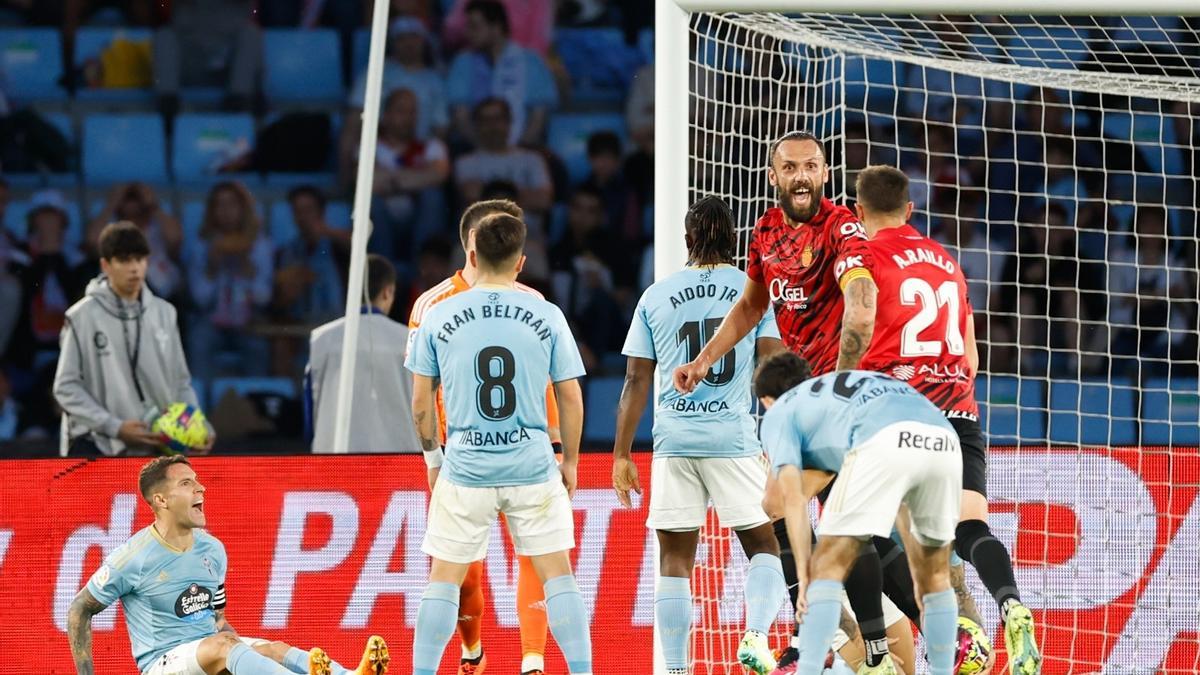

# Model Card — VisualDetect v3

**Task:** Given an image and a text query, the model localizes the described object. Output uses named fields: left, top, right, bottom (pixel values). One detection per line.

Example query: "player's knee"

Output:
left=198, top=632, right=244, bottom=666
left=954, top=519, right=990, bottom=559
left=735, top=522, right=780, bottom=558
left=253, top=641, right=290, bottom=661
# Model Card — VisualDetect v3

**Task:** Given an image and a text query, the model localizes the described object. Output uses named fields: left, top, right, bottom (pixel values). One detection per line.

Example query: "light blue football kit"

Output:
left=622, top=264, right=779, bottom=458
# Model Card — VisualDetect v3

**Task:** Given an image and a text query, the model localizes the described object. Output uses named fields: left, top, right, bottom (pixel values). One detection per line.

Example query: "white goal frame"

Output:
left=652, top=1, right=1200, bottom=673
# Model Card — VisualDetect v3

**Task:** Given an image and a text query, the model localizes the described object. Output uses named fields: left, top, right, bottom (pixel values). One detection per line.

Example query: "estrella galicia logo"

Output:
left=93, top=331, right=109, bottom=352
left=174, top=583, right=214, bottom=621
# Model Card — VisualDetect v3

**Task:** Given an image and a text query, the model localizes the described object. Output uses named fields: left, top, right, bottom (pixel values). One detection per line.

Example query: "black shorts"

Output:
left=949, top=416, right=987, bottom=497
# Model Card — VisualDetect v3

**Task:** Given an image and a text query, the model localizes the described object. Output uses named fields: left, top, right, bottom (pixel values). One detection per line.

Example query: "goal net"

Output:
left=673, top=10, right=1200, bottom=674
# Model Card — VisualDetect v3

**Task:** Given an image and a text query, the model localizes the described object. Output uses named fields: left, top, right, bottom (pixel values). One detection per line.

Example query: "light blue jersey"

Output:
left=406, top=286, right=586, bottom=487
left=622, top=265, right=779, bottom=458
left=760, top=370, right=955, bottom=474
left=85, top=526, right=227, bottom=673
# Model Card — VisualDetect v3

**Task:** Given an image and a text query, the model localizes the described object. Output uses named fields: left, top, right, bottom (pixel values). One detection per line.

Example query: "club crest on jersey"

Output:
left=892, top=365, right=917, bottom=381
left=768, top=277, right=809, bottom=309
left=800, top=246, right=814, bottom=267
left=175, top=584, right=214, bottom=621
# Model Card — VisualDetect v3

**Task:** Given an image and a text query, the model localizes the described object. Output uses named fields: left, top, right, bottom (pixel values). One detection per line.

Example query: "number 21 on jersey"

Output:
left=899, top=278, right=965, bottom=357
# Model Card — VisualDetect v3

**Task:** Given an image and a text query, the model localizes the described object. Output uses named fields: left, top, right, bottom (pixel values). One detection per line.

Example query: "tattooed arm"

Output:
left=837, top=275, right=878, bottom=371
left=214, top=608, right=237, bottom=634
left=67, top=588, right=109, bottom=675
left=951, top=562, right=985, bottom=627
left=412, top=373, right=443, bottom=489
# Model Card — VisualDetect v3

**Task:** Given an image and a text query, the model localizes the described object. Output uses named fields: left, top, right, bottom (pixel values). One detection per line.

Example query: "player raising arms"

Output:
left=67, top=456, right=387, bottom=675
left=408, top=199, right=561, bottom=675
left=611, top=196, right=788, bottom=675
left=755, top=354, right=963, bottom=675
left=833, top=165, right=1041, bottom=674
left=406, top=213, right=592, bottom=675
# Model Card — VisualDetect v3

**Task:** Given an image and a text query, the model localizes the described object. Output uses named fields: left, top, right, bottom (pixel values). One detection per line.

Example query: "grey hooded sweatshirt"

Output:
left=53, top=276, right=201, bottom=456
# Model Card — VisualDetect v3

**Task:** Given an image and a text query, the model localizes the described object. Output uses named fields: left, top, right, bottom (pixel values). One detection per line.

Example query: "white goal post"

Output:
left=653, top=2, right=1200, bottom=674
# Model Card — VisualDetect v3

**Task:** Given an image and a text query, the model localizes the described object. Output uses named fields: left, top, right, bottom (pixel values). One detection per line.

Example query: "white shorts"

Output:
left=818, top=421, right=962, bottom=547
left=144, top=636, right=266, bottom=675
left=423, top=477, right=575, bottom=563
left=831, top=593, right=908, bottom=651
left=647, top=455, right=770, bottom=531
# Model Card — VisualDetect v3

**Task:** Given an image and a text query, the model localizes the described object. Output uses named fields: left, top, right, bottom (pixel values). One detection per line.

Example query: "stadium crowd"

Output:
left=0, top=3, right=1197, bottom=450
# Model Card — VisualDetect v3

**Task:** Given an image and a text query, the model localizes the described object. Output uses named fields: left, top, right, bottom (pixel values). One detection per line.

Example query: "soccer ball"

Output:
left=151, top=403, right=210, bottom=454
left=955, top=616, right=993, bottom=675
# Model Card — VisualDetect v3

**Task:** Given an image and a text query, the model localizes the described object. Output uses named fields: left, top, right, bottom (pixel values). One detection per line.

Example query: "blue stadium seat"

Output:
left=83, top=113, right=167, bottom=183
left=210, top=377, right=297, bottom=404
left=352, top=27, right=370, bottom=79
left=171, top=113, right=257, bottom=184
left=1142, top=378, right=1199, bottom=445
left=1006, top=23, right=1089, bottom=69
left=844, top=56, right=904, bottom=116
left=1047, top=379, right=1137, bottom=445
left=547, top=112, right=628, bottom=184
left=268, top=199, right=350, bottom=246
left=0, top=28, right=65, bottom=101
left=3, top=198, right=84, bottom=250
left=263, top=29, right=343, bottom=102
left=2, top=112, right=78, bottom=189
left=637, top=28, right=654, bottom=65
left=583, top=376, right=651, bottom=446
left=554, top=28, right=643, bottom=103
left=977, top=375, right=1045, bottom=444
left=73, top=27, right=154, bottom=102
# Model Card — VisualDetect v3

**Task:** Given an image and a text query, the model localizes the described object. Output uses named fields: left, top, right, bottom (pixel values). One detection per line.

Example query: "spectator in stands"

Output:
left=368, top=88, right=451, bottom=265
left=400, top=235, right=453, bottom=321
left=549, top=185, right=627, bottom=369
left=4, top=190, right=81, bottom=370
left=623, top=62, right=653, bottom=234
left=447, top=0, right=558, bottom=148
left=441, top=0, right=554, bottom=55
left=455, top=98, right=553, bottom=229
left=1109, top=205, right=1198, bottom=377
left=86, top=183, right=184, bottom=302
left=0, top=368, right=17, bottom=442
left=153, top=0, right=261, bottom=116
left=338, top=17, right=448, bottom=186
left=54, top=222, right=209, bottom=456
left=305, top=254, right=421, bottom=453
left=581, top=130, right=641, bottom=251
left=0, top=179, right=22, bottom=360
left=188, top=181, right=273, bottom=377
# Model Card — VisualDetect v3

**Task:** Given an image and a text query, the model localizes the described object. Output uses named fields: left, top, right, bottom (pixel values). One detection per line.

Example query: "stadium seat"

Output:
left=547, top=112, right=628, bottom=185
left=0, top=28, right=65, bottom=101
left=583, top=376, right=651, bottom=446
left=1141, top=378, right=1199, bottom=445
left=3, top=198, right=84, bottom=251
left=844, top=56, right=904, bottom=116
left=83, top=113, right=167, bottom=184
left=263, top=29, right=344, bottom=102
left=2, top=112, right=78, bottom=189
left=210, top=377, right=297, bottom=404
left=637, top=28, right=654, bottom=65
left=171, top=113, right=257, bottom=185
left=1006, top=22, right=1089, bottom=69
left=1048, top=379, right=1137, bottom=445
left=268, top=199, right=350, bottom=246
left=352, top=27, right=370, bottom=79
left=73, top=27, right=155, bottom=103
left=554, top=28, right=643, bottom=103
left=977, top=375, right=1045, bottom=444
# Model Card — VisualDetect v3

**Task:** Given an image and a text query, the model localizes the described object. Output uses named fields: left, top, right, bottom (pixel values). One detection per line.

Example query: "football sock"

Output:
left=796, top=580, right=844, bottom=673
left=844, top=544, right=888, bottom=667
left=773, top=519, right=802, bottom=639
left=544, top=575, right=593, bottom=674
left=873, top=536, right=922, bottom=626
left=227, top=642, right=290, bottom=675
left=413, top=582, right=460, bottom=675
left=744, top=553, right=787, bottom=634
left=516, top=553, right=549, bottom=671
left=457, top=561, right=486, bottom=658
left=922, top=589, right=958, bottom=675
left=955, top=519, right=1021, bottom=613
left=656, top=575, right=692, bottom=671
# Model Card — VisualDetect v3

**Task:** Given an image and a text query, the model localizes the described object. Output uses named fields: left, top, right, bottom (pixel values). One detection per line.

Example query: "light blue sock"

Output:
left=284, top=647, right=350, bottom=675
left=544, top=575, right=593, bottom=674
left=227, top=643, right=289, bottom=675
left=744, top=553, right=787, bottom=634
left=796, top=580, right=844, bottom=673
left=655, top=576, right=692, bottom=670
left=413, top=582, right=460, bottom=675
left=922, top=589, right=959, bottom=675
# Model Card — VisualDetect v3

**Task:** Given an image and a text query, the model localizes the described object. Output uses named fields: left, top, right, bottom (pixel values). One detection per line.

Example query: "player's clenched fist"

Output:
left=612, top=457, right=642, bottom=508
left=673, top=358, right=710, bottom=394
left=560, top=460, right=578, bottom=498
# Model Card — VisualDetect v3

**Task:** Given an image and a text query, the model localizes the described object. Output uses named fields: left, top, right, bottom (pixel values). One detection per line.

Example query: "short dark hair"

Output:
left=287, top=185, right=327, bottom=212
left=586, top=131, right=622, bottom=158
left=473, top=97, right=511, bottom=122
left=366, top=254, right=396, bottom=301
left=139, top=455, right=191, bottom=505
left=465, top=0, right=509, bottom=33
left=26, top=206, right=68, bottom=238
left=98, top=221, right=151, bottom=261
left=473, top=213, right=526, bottom=270
left=753, top=351, right=813, bottom=400
left=769, top=130, right=825, bottom=166
left=460, top=199, right=522, bottom=249
left=855, top=165, right=910, bottom=215
left=685, top=196, right=736, bottom=266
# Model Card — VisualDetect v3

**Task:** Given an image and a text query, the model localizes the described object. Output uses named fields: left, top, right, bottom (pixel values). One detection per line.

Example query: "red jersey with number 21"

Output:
left=835, top=224, right=979, bottom=417
left=746, top=199, right=864, bottom=375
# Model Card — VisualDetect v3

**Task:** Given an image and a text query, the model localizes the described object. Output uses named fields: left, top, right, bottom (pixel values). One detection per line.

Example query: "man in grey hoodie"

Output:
left=54, top=222, right=212, bottom=456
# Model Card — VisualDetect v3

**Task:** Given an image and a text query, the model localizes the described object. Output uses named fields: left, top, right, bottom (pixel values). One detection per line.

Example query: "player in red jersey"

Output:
left=835, top=166, right=1042, bottom=675
left=675, top=132, right=911, bottom=675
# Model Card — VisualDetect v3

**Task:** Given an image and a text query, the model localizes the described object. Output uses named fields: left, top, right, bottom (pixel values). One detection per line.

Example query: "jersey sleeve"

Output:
left=403, top=323, right=439, bottom=377
left=213, top=538, right=228, bottom=610
left=760, top=405, right=805, bottom=473
left=754, top=305, right=781, bottom=341
left=746, top=226, right=765, bottom=284
left=85, top=547, right=139, bottom=607
left=549, top=308, right=587, bottom=383
left=834, top=234, right=874, bottom=290
left=621, top=295, right=656, bottom=360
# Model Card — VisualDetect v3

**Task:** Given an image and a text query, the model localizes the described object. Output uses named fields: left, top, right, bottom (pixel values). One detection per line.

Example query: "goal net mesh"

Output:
left=683, top=12, right=1200, bottom=674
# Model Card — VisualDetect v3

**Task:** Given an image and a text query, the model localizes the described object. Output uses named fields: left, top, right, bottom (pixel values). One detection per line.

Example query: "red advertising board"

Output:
left=1, top=448, right=1197, bottom=674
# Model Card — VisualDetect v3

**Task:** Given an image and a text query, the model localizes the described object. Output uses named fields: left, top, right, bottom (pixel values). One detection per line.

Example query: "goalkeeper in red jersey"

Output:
left=834, top=165, right=1042, bottom=675
left=675, top=132, right=913, bottom=674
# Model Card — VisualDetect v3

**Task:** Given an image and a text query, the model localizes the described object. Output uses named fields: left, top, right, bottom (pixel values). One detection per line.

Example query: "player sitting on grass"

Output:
left=67, top=455, right=388, bottom=675
left=755, top=353, right=962, bottom=675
